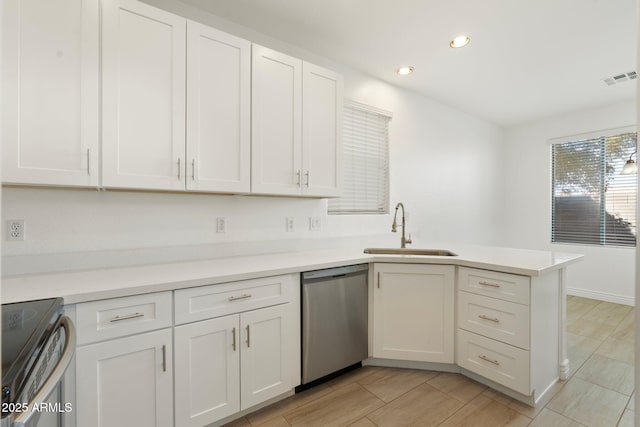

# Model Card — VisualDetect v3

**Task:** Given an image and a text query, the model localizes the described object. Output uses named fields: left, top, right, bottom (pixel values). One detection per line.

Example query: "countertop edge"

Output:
left=1, top=248, right=585, bottom=305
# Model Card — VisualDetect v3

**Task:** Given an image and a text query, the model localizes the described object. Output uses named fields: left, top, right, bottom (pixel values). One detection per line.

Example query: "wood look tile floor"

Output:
left=225, top=296, right=635, bottom=427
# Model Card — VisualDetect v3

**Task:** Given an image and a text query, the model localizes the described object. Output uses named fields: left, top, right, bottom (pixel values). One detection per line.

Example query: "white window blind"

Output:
left=328, top=101, right=391, bottom=214
left=551, top=129, right=637, bottom=247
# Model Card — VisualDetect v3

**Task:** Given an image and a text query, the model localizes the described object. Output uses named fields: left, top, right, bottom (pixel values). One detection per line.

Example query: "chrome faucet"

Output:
left=391, top=202, right=412, bottom=248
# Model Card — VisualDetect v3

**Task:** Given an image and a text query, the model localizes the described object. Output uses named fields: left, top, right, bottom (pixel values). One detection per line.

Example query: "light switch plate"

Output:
left=286, top=217, right=295, bottom=232
left=309, top=217, right=321, bottom=231
left=216, top=217, right=227, bottom=233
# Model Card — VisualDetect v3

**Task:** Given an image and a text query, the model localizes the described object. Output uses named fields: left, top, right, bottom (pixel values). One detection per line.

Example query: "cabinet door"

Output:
left=102, top=0, right=186, bottom=190
left=2, top=0, right=99, bottom=186
left=240, top=303, right=297, bottom=409
left=174, top=315, right=240, bottom=427
left=251, top=45, right=302, bottom=195
left=186, top=21, right=250, bottom=193
left=372, top=264, right=455, bottom=363
left=302, top=62, right=343, bottom=197
left=75, top=328, right=173, bottom=427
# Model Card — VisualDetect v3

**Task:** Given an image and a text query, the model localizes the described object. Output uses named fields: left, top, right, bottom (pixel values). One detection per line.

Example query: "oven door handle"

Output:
left=12, top=316, right=76, bottom=427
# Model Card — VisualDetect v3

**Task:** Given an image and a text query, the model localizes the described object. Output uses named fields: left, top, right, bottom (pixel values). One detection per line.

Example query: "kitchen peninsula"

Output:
left=2, top=244, right=582, bottom=426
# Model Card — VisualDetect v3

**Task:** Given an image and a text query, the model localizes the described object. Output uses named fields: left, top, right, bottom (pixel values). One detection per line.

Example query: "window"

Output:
left=551, top=128, right=637, bottom=247
left=328, top=101, right=391, bottom=214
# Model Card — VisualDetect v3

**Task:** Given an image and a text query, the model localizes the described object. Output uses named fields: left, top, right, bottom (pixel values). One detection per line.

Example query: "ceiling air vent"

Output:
left=603, top=71, right=637, bottom=86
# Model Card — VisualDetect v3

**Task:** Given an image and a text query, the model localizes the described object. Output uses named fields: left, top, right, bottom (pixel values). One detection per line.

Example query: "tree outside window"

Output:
left=552, top=131, right=637, bottom=247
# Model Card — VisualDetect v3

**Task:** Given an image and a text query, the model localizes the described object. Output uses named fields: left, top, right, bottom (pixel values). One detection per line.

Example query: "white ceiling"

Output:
left=181, top=0, right=637, bottom=127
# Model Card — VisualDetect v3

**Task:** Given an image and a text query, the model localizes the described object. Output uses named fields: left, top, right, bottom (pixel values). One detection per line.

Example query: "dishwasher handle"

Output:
left=302, top=264, right=368, bottom=281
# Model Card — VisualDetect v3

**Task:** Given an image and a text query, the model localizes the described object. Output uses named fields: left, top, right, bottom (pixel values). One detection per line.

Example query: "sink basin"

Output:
left=364, top=248, right=458, bottom=256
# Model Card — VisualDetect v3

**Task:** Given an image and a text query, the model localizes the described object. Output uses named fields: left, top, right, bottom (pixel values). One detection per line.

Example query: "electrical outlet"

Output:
left=6, top=220, right=25, bottom=241
left=216, top=217, right=227, bottom=233
left=309, top=217, right=321, bottom=231
left=286, top=217, right=295, bottom=232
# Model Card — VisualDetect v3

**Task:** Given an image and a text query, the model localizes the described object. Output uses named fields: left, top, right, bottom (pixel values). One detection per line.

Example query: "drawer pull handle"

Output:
left=246, top=325, right=251, bottom=348
left=232, top=327, right=237, bottom=351
left=479, top=281, right=501, bottom=288
left=479, top=355, right=500, bottom=366
left=478, top=314, right=500, bottom=323
left=162, top=345, right=167, bottom=372
left=110, top=312, right=145, bottom=322
left=228, top=294, right=252, bottom=302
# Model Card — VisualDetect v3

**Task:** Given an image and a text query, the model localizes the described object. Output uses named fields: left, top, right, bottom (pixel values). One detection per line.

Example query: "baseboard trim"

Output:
left=567, top=287, right=635, bottom=306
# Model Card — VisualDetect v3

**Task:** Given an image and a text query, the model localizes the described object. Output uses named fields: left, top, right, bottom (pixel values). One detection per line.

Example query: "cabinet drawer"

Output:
left=458, top=267, right=530, bottom=305
left=458, top=291, right=530, bottom=349
left=76, top=292, right=172, bottom=345
left=457, top=329, right=530, bottom=395
left=175, top=274, right=297, bottom=325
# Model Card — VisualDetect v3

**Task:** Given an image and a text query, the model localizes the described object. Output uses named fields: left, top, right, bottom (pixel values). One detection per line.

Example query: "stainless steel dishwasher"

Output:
left=301, top=264, right=368, bottom=385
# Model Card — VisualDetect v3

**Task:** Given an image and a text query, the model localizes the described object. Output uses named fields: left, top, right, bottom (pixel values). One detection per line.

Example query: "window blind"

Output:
left=328, top=101, right=391, bottom=214
left=551, top=131, right=637, bottom=247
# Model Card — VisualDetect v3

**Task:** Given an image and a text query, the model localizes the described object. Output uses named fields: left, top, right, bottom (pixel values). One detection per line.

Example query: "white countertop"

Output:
left=1, top=244, right=583, bottom=304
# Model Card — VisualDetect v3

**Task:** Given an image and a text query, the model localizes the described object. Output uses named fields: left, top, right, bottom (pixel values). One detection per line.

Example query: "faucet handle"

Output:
left=406, top=233, right=412, bottom=245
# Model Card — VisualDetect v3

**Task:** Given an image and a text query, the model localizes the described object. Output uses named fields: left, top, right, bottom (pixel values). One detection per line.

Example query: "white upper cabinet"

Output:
left=302, top=62, right=343, bottom=197
left=101, top=0, right=186, bottom=190
left=251, top=45, right=303, bottom=195
left=186, top=22, right=251, bottom=193
left=252, top=44, right=343, bottom=197
left=2, top=0, right=99, bottom=186
left=4, top=0, right=340, bottom=197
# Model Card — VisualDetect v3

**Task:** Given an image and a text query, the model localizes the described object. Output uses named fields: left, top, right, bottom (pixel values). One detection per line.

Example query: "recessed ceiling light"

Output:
left=397, top=66, right=414, bottom=75
left=450, top=35, right=470, bottom=48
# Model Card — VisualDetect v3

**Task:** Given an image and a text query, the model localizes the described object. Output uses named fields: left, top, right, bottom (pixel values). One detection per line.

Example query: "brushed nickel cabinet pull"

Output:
left=479, top=281, right=501, bottom=288
left=377, top=272, right=380, bottom=288
left=191, top=159, right=196, bottom=180
left=246, top=325, right=250, bottom=348
left=162, top=345, right=167, bottom=372
left=305, top=170, right=310, bottom=187
left=296, top=170, right=302, bottom=187
left=479, top=355, right=500, bottom=365
left=228, top=294, right=252, bottom=302
left=110, top=312, right=145, bottom=322
left=232, top=327, right=237, bottom=351
left=478, top=314, right=500, bottom=323
left=177, top=158, right=182, bottom=179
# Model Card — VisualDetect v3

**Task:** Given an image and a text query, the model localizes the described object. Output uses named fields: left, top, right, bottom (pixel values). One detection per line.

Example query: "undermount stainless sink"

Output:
left=364, top=248, right=458, bottom=256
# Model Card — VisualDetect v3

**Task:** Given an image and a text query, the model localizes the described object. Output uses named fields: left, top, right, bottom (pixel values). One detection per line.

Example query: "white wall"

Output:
left=503, top=100, right=636, bottom=305
left=1, top=0, right=506, bottom=275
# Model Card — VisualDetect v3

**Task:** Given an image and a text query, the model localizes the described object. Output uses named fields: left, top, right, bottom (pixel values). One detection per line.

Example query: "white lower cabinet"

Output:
left=174, top=274, right=300, bottom=426
left=457, top=329, right=530, bottom=394
left=372, top=263, right=454, bottom=363
left=75, top=328, right=173, bottom=427
left=174, top=315, right=240, bottom=425
left=456, top=267, right=560, bottom=401
left=240, top=304, right=296, bottom=408
left=74, top=292, right=174, bottom=427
